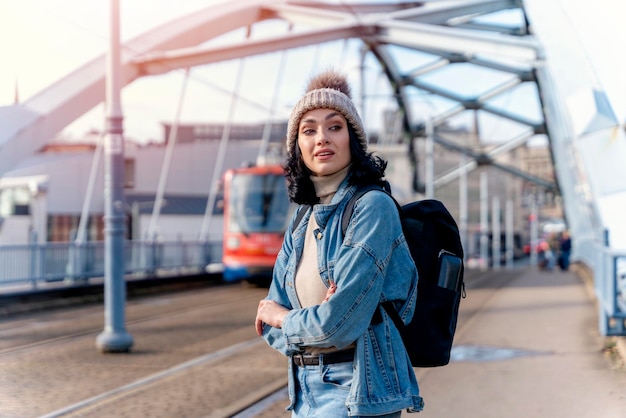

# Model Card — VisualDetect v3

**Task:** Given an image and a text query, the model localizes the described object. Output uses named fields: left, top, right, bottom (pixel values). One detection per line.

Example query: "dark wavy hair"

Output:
left=284, top=125, right=387, bottom=205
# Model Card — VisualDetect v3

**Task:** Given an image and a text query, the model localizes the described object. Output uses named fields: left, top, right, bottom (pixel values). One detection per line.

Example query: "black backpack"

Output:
left=294, top=184, right=465, bottom=367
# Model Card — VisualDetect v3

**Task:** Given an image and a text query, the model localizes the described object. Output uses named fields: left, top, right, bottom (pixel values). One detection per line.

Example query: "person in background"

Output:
left=537, top=240, right=550, bottom=271
left=546, top=233, right=559, bottom=272
left=254, top=69, right=423, bottom=417
left=559, top=230, right=572, bottom=271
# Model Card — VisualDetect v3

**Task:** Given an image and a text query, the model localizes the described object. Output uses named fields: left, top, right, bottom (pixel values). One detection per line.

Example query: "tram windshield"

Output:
left=229, top=173, right=291, bottom=233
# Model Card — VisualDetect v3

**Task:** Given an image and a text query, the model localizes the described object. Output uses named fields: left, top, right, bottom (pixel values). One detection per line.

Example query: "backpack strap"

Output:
left=292, top=205, right=311, bottom=232
left=292, top=181, right=393, bottom=236
left=341, top=181, right=398, bottom=237
left=345, top=183, right=406, bottom=330
left=380, top=300, right=404, bottom=328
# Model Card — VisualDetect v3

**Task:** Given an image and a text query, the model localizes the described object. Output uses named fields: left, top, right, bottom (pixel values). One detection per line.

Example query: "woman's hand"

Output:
left=255, top=300, right=290, bottom=336
left=323, top=282, right=337, bottom=303
left=255, top=282, right=335, bottom=336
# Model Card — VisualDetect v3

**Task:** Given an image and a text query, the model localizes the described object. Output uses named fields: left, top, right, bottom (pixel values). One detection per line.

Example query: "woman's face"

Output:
left=297, top=108, right=351, bottom=177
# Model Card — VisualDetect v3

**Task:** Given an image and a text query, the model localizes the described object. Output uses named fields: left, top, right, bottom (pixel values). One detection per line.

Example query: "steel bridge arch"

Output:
left=3, top=0, right=544, bottom=184
left=1, top=1, right=622, bottom=270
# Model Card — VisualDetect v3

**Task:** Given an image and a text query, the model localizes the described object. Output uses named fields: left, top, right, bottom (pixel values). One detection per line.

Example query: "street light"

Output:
left=96, top=0, right=133, bottom=353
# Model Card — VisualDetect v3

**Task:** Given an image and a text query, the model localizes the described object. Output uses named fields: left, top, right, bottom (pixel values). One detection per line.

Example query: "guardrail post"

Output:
left=598, top=248, right=610, bottom=336
left=596, top=238, right=626, bottom=336
left=29, top=241, right=38, bottom=289
left=65, top=242, right=88, bottom=283
left=612, top=255, right=624, bottom=335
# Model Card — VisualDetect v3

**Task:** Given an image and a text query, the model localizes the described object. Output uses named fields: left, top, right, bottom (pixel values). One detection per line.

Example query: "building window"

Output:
left=47, top=214, right=105, bottom=242
left=0, top=187, right=31, bottom=216
left=125, top=158, right=135, bottom=189
left=48, top=215, right=77, bottom=242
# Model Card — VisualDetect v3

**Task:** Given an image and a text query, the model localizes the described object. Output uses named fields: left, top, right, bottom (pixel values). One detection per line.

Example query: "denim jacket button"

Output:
left=316, top=232, right=322, bottom=239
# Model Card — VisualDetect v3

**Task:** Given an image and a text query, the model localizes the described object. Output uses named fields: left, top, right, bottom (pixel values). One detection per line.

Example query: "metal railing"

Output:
left=2, top=238, right=625, bottom=338
left=575, top=238, right=626, bottom=336
left=0, top=240, right=222, bottom=290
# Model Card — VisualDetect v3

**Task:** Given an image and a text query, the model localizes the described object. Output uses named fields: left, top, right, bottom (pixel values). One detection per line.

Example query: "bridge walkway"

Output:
left=1, top=267, right=625, bottom=417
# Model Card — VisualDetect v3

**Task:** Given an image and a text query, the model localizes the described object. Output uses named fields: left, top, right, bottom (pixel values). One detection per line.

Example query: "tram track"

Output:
left=0, top=269, right=525, bottom=417
left=0, top=282, right=289, bottom=418
left=0, top=284, right=263, bottom=356
left=209, top=378, right=287, bottom=418
left=39, top=338, right=265, bottom=418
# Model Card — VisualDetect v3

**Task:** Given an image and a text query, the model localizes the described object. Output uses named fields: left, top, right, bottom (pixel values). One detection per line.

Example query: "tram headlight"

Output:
left=226, top=236, right=241, bottom=249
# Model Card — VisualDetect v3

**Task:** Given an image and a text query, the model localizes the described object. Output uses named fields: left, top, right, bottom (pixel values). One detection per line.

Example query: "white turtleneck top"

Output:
left=294, top=165, right=350, bottom=308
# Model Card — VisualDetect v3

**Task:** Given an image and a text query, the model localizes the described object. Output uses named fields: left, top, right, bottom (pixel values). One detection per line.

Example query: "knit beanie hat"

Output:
left=286, top=70, right=367, bottom=157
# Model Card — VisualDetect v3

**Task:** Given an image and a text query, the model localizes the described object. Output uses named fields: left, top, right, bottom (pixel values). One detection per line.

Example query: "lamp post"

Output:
left=96, top=0, right=133, bottom=353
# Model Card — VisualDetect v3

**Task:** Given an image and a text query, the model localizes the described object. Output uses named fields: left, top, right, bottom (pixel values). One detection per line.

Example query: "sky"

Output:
left=0, top=0, right=625, bottom=144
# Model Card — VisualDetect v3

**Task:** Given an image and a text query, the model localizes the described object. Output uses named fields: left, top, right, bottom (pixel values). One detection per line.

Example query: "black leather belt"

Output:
left=293, top=349, right=355, bottom=367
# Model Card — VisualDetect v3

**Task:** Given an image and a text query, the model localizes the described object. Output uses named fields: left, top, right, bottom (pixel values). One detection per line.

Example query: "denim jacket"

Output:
left=261, top=177, right=424, bottom=415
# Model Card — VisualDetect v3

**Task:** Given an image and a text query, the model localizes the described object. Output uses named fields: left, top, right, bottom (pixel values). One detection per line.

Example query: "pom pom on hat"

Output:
left=305, top=70, right=352, bottom=98
left=286, top=70, right=367, bottom=156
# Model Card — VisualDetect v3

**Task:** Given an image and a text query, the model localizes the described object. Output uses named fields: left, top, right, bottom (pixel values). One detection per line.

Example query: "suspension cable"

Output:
left=257, top=46, right=290, bottom=164
left=75, top=132, right=104, bottom=244
left=147, top=68, right=191, bottom=241
left=199, top=58, right=247, bottom=242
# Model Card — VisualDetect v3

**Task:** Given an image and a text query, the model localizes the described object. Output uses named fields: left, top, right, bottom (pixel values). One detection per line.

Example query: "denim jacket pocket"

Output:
left=320, top=362, right=354, bottom=391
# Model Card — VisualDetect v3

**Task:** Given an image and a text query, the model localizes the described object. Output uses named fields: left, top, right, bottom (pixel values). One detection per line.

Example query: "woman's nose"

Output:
left=316, top=131, right=329, bottom=144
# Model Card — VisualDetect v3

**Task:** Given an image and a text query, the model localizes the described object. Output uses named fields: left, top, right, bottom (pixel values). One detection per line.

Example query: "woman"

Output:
left=255, top=70, right=423, bottom=417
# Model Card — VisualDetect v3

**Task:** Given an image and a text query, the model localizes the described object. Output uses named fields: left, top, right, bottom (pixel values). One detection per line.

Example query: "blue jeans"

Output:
left=293, top=360, right=402, bottom=418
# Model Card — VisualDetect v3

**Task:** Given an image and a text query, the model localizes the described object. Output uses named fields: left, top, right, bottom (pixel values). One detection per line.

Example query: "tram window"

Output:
left=229, top=173, right=290, bottom=233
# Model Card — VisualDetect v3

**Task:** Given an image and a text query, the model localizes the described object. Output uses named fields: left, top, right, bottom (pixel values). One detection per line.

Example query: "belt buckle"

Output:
left=294, top=353, right=305, bottom=367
